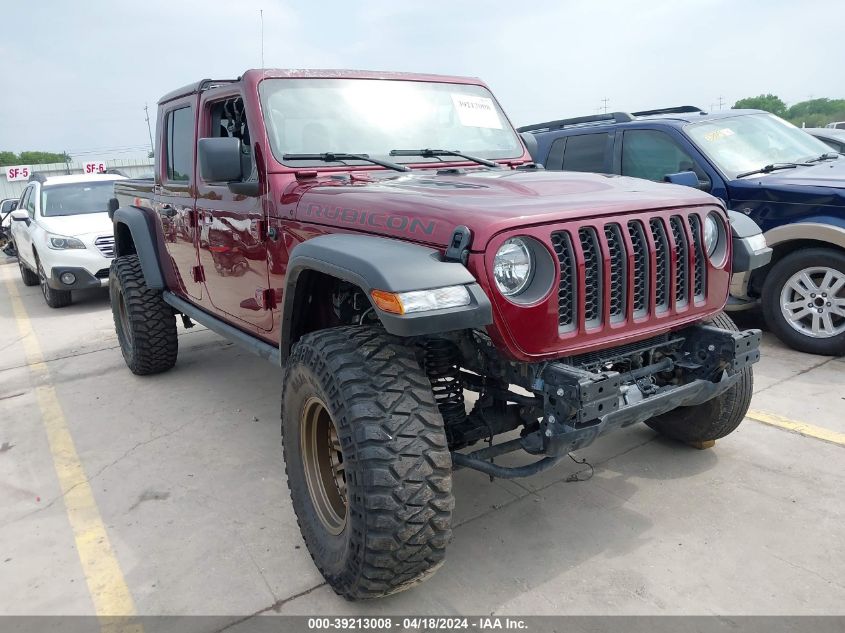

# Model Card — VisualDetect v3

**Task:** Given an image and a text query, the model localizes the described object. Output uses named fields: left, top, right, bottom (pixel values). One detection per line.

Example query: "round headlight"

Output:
left=703, top=214, right=719, bottom=257
left=493, top=238, right=534, bottom=296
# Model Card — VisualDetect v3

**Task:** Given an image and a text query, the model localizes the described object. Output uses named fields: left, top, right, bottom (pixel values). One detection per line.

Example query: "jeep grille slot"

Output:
left=669, top=216, right=689, bottom=307
left=649, top=219, right=670, bottom=312
left=627, top=220, right=649, bottom=318
left=688, top=214, right=706, bottom=300
left=551, top=231, right=577, bottom=331
left=604, top=223, right=627, bottom=323
left=578, top=227, right=602, bottom=327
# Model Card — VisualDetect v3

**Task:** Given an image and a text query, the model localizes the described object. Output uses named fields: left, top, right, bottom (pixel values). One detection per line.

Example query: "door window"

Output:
left=206, top=96, right=255, bottom=181
left=561, top=133, right=610, bottom=173
left=165, top=107, right=194, bottom=183
left=24, top=186, right=37, bottom=218
left=622, top=129, right=710, bottom=185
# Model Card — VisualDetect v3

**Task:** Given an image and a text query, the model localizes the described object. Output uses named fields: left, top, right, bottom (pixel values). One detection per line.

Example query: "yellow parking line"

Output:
left=4, top=277, right=139, bottom=622
left=747, top=409, right=845, bottom=447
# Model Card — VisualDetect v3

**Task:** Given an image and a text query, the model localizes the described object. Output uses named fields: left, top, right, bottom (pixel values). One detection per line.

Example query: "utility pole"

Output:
left=600, top=97, right=609, bottom=114
left=260, top=9, right=265, bottom=68
left=717, top=95, right=725, bottom=110
left=144, top=103, right=154, bottom=157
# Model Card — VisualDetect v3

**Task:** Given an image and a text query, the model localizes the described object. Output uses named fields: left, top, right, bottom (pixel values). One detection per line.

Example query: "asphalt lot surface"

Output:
left=1, top=258, right=843, bottom=617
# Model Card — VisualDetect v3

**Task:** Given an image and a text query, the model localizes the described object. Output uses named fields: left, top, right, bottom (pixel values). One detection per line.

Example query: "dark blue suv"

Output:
left=520, top=107, right=845, bottom=355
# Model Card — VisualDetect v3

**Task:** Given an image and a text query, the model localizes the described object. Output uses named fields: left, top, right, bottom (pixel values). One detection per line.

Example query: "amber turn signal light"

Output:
left=370, top=289, right=405, bottom=314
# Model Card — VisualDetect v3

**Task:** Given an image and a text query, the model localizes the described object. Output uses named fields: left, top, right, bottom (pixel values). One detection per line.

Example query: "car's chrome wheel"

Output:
left=779, top=266, right=845, bottom=339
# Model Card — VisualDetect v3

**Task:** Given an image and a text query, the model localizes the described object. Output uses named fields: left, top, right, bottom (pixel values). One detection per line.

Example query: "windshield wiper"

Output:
left=389, top=148, right=502, bottom=169
left=735, top=162, right=813, bottom=178
left=806, top=152, right=841, bottom=163
left=282, top=152, right=410, bottom=172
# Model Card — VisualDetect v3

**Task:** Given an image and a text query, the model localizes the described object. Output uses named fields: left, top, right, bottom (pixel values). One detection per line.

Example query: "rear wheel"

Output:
left=646, top=312, right=753, bottom=443
left=110, top=254, right=178, bottom=375
left=37, top=256, right=72, bottom=308
left=761, top=248, right=845, bottom=355
left=17, top=248, right=38, bottom=286
left=282, top=326, right=453, bottom=600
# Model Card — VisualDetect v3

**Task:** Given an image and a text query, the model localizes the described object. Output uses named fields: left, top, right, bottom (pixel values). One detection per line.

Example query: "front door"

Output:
left=194, top=91, right=271, bottom=330
left=156, top=101, right=201, bottom=299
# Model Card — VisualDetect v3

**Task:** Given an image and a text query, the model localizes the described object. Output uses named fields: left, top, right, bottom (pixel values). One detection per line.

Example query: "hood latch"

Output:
left=445, top=225, right=472, bottom=265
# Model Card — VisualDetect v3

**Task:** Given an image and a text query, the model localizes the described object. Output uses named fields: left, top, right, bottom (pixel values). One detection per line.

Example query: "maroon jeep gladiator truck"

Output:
left=108, top=69, right=762, bottom=599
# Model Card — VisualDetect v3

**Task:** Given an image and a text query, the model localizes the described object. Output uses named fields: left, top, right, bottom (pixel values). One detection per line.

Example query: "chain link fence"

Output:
left=0, top=158, right=154, bottom=201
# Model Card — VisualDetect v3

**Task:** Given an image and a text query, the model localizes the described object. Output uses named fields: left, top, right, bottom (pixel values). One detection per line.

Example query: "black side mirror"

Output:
left=108, top=197, right=119, bottom=220
left=198, top=137, right=243, bottom=183
left=663, top=171, right=700, bottom=188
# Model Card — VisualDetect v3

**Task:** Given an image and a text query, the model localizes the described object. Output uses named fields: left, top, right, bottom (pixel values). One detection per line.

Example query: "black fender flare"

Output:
left=112, top=207, right=165, bottom=290
left=281, top=234, right=492, bottom=360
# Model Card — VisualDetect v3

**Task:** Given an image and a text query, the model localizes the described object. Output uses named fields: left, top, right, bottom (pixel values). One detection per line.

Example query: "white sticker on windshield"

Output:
left=451, top=94, right=502, bottom=129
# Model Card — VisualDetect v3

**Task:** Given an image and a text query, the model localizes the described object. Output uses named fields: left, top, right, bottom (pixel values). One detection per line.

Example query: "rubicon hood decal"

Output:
left=303, top=203, right=437, bottom=237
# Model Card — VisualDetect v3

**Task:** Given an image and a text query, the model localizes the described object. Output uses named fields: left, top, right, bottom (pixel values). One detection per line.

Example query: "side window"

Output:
left=622, top=129, right=710, bottom=186
left=546, top=137, right=567, bottom=170
left=207, top=96, right=255, bottom=181
left=561, top=133, right=610, bottom=173
left=18, top=188, right=30, bottom=216
left=24, top=186, right=36, bottom=218
left=165, top=107, right=194, bottom=182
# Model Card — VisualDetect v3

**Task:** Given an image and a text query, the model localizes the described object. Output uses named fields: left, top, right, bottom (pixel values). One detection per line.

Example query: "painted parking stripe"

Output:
left=4, top=277, right=140, bottom=623
left=747, top=409, right=845, bottom=447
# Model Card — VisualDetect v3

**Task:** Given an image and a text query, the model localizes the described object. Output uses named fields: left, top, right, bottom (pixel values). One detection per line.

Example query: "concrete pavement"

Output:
left=0, top=259, right=843, bottom=617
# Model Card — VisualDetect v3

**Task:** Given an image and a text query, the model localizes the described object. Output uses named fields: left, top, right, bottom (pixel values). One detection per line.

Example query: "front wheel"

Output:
left=761, top=247, right=845, bottom=355
left=282, top=326, right=454, bottom=600
left=37, top=257, right=72, bottom=308
left=646, top=312, right=753, bottom=443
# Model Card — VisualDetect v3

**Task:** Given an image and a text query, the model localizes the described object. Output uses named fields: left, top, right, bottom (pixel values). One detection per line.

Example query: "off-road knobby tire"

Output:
left=761, top=247, right=845, bottom=356
left=17, top=248, right=39, bottom=286
left=645, top=312, right=753, bottom=443
left=110, top=254, right=177, bottom=375
left=282, top=326, right=454, bottom=600
left=37, top=256, right=72, bottom=308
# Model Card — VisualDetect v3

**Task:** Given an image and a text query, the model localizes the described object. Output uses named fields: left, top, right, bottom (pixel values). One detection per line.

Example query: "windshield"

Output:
left=258, top=78, right=523, bottom=167
left=686, top=113, right=834, bottom=178
left=41, top=181, right=118, bottom=217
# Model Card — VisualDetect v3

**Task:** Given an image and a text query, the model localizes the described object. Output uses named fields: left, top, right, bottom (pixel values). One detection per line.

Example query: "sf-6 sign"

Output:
left=83, top=161, right=107, bottom=174
left=5, top=165, right=31, bottom=181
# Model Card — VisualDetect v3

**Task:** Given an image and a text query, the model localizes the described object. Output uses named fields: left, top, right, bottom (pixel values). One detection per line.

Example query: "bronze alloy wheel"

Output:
left=300, top=397, right=347, bottom=535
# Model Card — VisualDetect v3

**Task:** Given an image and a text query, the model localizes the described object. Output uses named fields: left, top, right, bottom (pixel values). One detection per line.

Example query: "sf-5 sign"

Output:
left=5, top=165, right=31, bottom=181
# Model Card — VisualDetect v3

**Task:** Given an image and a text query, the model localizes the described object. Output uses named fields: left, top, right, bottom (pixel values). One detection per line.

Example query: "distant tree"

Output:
left=0, top=152, right=18, bottom=166
left=787, top=98, right=845, bottom=127
left=733, top=94, right=788, bottom=117
left=17, top=151, right=70, bottom=165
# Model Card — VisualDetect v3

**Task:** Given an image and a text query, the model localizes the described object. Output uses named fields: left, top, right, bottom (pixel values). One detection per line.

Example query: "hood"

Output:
left=729, top=159, right=845, bottom=208
left=292, top=169, right=719, bottom=248
left=39, top=212, right=112, bottom=238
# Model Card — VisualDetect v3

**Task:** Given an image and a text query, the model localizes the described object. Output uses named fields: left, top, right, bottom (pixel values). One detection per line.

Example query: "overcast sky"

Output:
left=1, top=0, right=842, bottom=161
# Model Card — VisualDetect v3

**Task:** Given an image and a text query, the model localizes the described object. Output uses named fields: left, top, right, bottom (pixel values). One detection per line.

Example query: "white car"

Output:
left=10, top=173, right=125, bottom=308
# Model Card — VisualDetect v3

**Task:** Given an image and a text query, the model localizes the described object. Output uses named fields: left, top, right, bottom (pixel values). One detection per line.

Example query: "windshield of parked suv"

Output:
left=40, top=181, right=118, bottom=217
left=259, top=78, right=523, bottom=167
left=686, top=113, right=835, bottom=178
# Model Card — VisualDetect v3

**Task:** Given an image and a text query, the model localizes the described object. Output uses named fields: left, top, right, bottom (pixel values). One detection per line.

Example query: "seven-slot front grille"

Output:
left=551, top=213, right=706, bottom=331
left=95, top=235, right=115, bottom=258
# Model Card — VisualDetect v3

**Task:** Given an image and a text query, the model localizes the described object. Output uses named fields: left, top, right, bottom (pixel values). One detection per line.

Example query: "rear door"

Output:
left=557, top=131, right=614, bottom=173
left=194, top=89, right=271, bottom=330
left=156, top=99, right=202, bottom=299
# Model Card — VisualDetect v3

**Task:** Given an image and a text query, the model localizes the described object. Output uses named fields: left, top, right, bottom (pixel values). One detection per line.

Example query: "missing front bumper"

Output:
left=452, top=324, right=761, bottom=478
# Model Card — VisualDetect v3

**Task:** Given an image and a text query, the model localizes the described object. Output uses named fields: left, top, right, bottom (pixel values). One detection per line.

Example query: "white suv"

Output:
left=10, top=173, right=125, bottom=308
